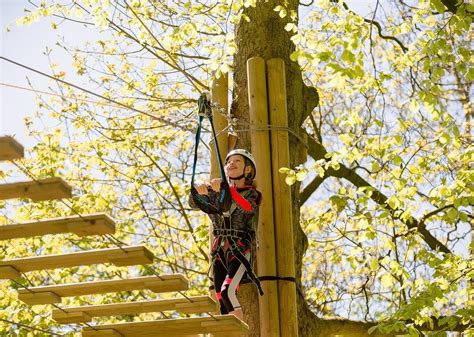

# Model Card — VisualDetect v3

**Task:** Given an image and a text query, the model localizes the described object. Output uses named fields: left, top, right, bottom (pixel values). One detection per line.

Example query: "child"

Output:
left=190, top=149, right=262, bottom=319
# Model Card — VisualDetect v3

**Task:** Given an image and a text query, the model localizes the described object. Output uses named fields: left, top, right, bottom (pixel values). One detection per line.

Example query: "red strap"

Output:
left=230, top=186, right=253, bottom=211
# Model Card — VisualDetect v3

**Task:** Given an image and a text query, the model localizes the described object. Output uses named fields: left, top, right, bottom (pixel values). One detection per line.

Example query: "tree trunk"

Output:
left=232, top=2, right=399, bottom=336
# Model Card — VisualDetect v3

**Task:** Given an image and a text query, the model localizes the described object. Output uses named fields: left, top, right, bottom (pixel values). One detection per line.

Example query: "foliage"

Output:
left=291, top=0, right=473, bottom=334
left=0, top=0, right=472, bottom=336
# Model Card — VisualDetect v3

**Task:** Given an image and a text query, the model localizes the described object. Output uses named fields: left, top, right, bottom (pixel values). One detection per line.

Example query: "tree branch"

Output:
left=440, top=0, right=460, bottom=13
left=335, top=0, right=408, bottom=53
left=304, top=135, right=452, bottom=254
left=300, top=175, right=327, bottom=205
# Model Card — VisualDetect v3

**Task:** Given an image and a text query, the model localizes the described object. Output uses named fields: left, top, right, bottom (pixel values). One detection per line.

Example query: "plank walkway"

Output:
left=0, top=213, right=115, bottom=240
left=0, top=246, right=154, bottom=279
left=52, top=296, right=216, bottom=323
left=81, top=315, right=249, bottom=337
left=18, top=275, right=189, bottom=305
left=0, top=136, right=24, bottom=161
left=0, top=177, right=72, bottom=201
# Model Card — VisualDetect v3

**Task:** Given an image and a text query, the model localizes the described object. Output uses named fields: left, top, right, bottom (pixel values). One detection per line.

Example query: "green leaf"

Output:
left=341, top=49, right=355, bottom=63
left=285, top=174, right=296, bottom=186
left=439, top=133, right=451, bottom=144
left=381, top=273, right=394, bottom=287
left=369, top=258, right=379, bottom=271
left=430, top=0, right=446, bottom=13
left=296, top=169, right=307, bottom=181
left=387, top=196, right=400, bottom=209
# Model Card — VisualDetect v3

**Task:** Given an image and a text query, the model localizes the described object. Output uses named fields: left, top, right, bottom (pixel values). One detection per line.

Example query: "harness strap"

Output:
left=229, top=186, right=253, bottom=211
left=213, top=228, right=247, bottom=237
left=259, top=276, right=296, bottom=283
left=190, top=93, right=231, bottom=214
left=230, top=247, right=264, bottom=296
left=221, top=214, right=264, bottom=296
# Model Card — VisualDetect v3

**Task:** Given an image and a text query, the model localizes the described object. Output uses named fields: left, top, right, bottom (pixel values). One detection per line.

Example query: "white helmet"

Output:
left=225, top=149, right=256, bottom=177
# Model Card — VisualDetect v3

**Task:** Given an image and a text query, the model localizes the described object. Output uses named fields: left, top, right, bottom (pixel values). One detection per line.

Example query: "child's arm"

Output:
left=188, top=180, right=222, bottom=209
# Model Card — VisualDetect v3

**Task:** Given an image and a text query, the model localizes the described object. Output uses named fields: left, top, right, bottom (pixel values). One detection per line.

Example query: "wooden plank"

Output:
left=0, top=177, right=72, bottom=201
left=0, top=136, right=24, bottom=161
left=18, top=291, right=62, bottom=305
left=0, top=266, right=20, bottom=279
left=81, top=315, right=249, bottom=337
left=0, top=213, right=116, bottom=240
left=0, top=246, right=154, bottom=279
left=19, top=275, right=188, bottom=305
left=53, top=296, right=216, bottom=324
left=87, top=330, right=123, bottom=337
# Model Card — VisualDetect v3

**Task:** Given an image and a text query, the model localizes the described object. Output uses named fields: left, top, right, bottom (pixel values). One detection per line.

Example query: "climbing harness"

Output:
left=210, top=187, right=264, bottom=296
left=190, top=93, right=232, bottom=214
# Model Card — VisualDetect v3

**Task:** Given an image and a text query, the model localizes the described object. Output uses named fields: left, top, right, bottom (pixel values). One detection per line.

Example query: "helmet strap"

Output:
left=228, top=164, right=253, bottom=186
left=229, top=173, right=246, bottom=183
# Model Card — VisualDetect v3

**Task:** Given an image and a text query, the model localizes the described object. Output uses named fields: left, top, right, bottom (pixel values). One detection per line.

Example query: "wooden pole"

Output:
left=267, top=58, right=298, bottom=337
left=210, top=73, right=229, bottom=180
left=247, top=57, right=280, bottom=337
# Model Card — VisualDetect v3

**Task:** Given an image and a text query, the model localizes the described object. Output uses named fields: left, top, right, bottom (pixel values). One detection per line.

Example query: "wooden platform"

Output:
left=0, top=213, right=116, bottom=240
left=0, top=136, right=24, bottom=161
left=52, top=295, right=216, bottom=323
left=0, top=177, right=72, bottom=201
left=0, top=246, right=154, bottom=279
left=18, top=274, right=189, bottom=305
left=81, top=315, right=249, bottom=337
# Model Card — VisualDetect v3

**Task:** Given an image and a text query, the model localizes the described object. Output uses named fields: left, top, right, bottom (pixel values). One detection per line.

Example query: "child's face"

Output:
left=225, top=154, right=248, bottom=177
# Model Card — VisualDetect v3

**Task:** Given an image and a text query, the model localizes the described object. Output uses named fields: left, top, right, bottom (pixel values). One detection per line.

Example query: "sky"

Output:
left=0, top=0, right=93, bottom=148
left=1, top=0, right=49, bottom=144
left=0, top=0, right=372, bottom=149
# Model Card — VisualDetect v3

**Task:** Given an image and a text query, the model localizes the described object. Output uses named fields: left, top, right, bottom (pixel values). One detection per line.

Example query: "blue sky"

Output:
left=0, top=0, right=92, bottom=147
left=1, top=0, right=51, bottom=145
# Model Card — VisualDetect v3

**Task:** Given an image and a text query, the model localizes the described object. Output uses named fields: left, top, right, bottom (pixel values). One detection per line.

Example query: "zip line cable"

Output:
left=0, top=56, right=190, bottom=130
left=1, top=57, right=307, bottom=148
left=0, top=81, right=192, bottom=107
left=1, top=81, right=127, bottom=109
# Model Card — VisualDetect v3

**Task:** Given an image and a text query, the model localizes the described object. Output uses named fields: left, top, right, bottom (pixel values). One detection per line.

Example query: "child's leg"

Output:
left=213, top=257, right=229, bottom=314
left=220, top=252, right=250, bottom=316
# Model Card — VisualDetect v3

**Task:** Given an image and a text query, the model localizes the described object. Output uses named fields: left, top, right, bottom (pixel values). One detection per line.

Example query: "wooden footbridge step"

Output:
left=81, top=315, right=249, bottom=337
left=18, top=275, right=189, bottom=305
left=0, top=246, right=154, bottom=279
left=52, top=295, right=216, bottom=323
left=0, top=177, right=72, bottom=201
left=0, top=136, right=24, bottom=161
left=0, top=213, right=116, bottom=240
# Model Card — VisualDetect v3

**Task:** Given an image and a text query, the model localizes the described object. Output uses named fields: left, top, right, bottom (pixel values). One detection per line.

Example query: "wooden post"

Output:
left=247, top=57, right=280, bottom=337
left=210, top=73, right=229, bottom=180
left=209, top=74, right=229, bottom=321
left=267, top=58, right=298, bottom=337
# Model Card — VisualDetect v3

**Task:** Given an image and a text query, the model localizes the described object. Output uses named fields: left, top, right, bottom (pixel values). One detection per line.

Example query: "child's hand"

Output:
left=195, top=183, right=209, bottom=195
left=210, top=178, right=221, bottom=192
